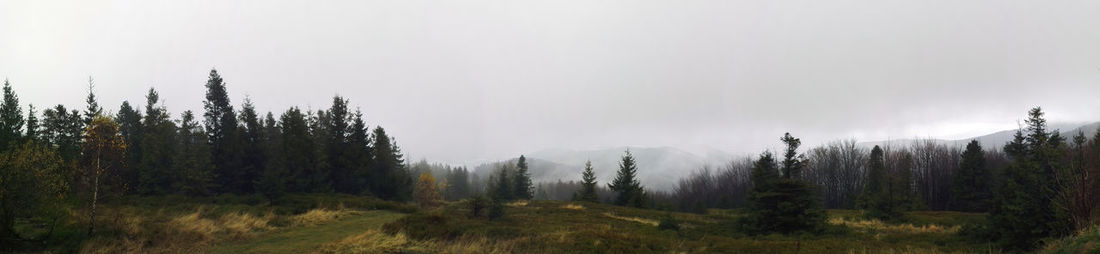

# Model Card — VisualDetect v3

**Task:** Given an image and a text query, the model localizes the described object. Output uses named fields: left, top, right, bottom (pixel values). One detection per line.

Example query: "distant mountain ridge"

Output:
left=859, top=121, right=1100, bottom=150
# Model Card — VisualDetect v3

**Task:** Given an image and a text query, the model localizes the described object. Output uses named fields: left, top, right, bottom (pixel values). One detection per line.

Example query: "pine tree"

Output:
left=25, top=104, right=37, bottom=140
left=238, top=97, right=265, bottom=194
left=491, top=166, right=514, bottom=201
left=608, top=150, right=646, bottom=208
left=137, top=88, right=177, bottom=195
left=326, top=96, right=357, bottom=194
left=346, top=110, right=372, bottom=195
left=115, top=102, right=143, bottom=189
left=276, top=107, right=322, bottom=193
left=858, top=145, right=905, bottom=221
left=513, top=155, right=533, bottom=200
left=173, top=111, right=214, bottom=196
left=257, top=111, right=288, bottom=198
left=202, top=69, right=246, bottom=194
left=83, top=77, right=101, bottom=126
left=444, top=167, right=471, bottom=201
left=370, top=127, right=410, bottom=200
left=949, top=140, right=992, bottom=212
left=989, top=107, right=1073, bottom=251
left=0, top=80, right=24, bottom=151
left=744, top=133, right=826, bottom=234
left=575, top=160, right=599, bottom=202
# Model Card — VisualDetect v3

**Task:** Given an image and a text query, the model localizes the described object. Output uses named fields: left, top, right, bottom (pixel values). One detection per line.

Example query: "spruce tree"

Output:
left=858, top=145, right=905, bottom=221
left=744, top=133, right=826, bottom=234
left=115, top=102, right=143, bottom=188
left=325, top=96, right=356, bottom=194
left=513, top=155, right=534, bottom=199
left=173, top=111, right=214, bottom=196
left=83, top=77, right=101, bottom=126
left=238, top=98, right=265, bottom=194
left=491, top=166, right=514, bottom=201
left=346, top=110, right=372, bottom=195
left=949, top=140, right=992, bottom=212
left=202, top=69, right=246, bottom=194
left=989, top=107, right=1073, bottom=251
left=137, top=88, right=177, bottom=195
left=608, top=150, right=646, bottom=208
left=0, top=80, right=23, bottom=151
left=575, top=160, right=599, bottom=203
left=25, top=104, right=37, bottom=141
left=370, top=127, right=410, bottom=200
left=257, top=112, right=288, bottom=198
left=277, top=107, right=321, bottom=193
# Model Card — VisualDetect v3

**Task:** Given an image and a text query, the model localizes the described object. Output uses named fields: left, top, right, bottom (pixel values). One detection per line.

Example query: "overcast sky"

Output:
left=2, top=0, right=1099, bottom=164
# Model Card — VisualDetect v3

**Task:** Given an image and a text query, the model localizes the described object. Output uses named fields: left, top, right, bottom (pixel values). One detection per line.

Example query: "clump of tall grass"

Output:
left=603, top=212, right=659, bottom=226
left=828, top=217, right=959, bottom=234
left=289, top=208, right=358, bottom=227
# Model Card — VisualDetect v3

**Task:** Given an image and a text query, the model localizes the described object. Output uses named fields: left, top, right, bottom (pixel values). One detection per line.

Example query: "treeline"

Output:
left=671, top=108, right=1100, bottom=251
left=0, top=71, right=417, bottom=239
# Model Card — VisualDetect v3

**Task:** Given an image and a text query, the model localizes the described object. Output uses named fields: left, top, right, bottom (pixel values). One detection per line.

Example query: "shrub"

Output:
left=469, top=195, right=488, bottom=218
left=488, top=197, right=506, bottom=220
left=658, top=214, right=680, bottom=231
left=381, top=213, right=463, bottom=241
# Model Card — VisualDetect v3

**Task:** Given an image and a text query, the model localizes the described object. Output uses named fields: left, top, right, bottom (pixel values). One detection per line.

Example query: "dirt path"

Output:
left=209, top=210, right=405, bottom=254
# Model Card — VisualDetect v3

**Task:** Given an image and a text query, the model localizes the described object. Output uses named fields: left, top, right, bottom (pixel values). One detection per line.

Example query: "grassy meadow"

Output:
left=27, top=195, right=1100, bottom=253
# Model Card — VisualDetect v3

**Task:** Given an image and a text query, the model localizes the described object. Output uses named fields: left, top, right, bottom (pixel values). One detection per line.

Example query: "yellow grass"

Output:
left=829, top=217, right=960, bottom=234
left=80, top=207, right=277, bottom=253
left=562, top=204, right=585, bottom=210
left=507, top=200, right=530, bottom=207
left=290, top=208, right=358, bottom=227
left=602, top=212, right=659, bottom=226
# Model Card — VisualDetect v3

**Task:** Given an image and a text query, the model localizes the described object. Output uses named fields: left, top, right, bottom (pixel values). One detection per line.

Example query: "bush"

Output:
left=381, top=212, right=463, bottom=241
left=658, top=214, right=680, bottom=231
left=488, top=197, right=506, bottom=220
left=469, top=195, right=488, bottom=218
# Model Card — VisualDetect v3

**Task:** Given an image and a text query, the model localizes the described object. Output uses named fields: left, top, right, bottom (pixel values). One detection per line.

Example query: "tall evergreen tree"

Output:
left=608, top=150, right=646, bottom=208
left=173, top=111, right=214, bottom=196
left=444, top=167, right=470, bottom=201
left=137, top=88, right=177, bottom=195
left=115, top=102, right=143, bottom=189
left=491, top=166, right=514, bottom=201
left=257, top=111, right=288, bottom=198
left=41, top=105, right=83, bottom=163
left=575, top=160, right=599, bottom=202
left=25, top=104, right=37, bottom=140
left=276, top=107, right=323, bottom=193
left=346, top=110, right=372, bottom=195
left=83, top=77, right=101, bottom=126
left=989, top=107, right=1073, bottom=251
left=744, top=133, right=826, bottom=234
left=0, top=80, right=23, bottom=151
left=949, top=140, right=993, bottom=212
left=202, top=69, right=245, bottom=194
left=238, top=97, right=265, bottom=194
left=858, top=145, right=906, bottom=221
left=370, top=127, right=410, bottom=200
left=513, top=155, right=534, bottom=200
left=325, top=96, right=356, bottom=194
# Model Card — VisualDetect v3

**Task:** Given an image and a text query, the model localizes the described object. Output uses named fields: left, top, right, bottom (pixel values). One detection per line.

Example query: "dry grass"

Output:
left=602, top=212, right=659, bottom=226
left=289, top=208, right=359, bottom=227
left=80, top=207, right=278, bottom=253
left=829, top=217, right=960, bottom=234
left=507, top=200, right=530, bottom=207
left=562, top=204, right=585, bottom=210
left=314, top=229, right=517, bottom=254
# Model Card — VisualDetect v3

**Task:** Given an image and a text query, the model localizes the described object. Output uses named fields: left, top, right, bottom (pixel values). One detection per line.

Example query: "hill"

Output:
left=859, top=121, right=1100, bottom=150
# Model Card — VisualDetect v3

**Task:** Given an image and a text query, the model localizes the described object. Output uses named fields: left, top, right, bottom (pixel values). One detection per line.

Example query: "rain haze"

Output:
left=3, top=0, right=1100, bottom=166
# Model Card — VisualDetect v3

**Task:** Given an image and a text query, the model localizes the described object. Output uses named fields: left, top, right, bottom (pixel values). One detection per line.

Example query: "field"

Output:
left=37, top=196, right=1100, bottom=253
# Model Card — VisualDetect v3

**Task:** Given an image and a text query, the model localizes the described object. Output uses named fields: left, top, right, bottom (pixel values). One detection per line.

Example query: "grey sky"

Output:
left=2, top=0, right=1099, bottom=164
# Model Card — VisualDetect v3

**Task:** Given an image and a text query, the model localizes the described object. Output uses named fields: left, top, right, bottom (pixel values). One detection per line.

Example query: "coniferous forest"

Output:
left=3, top=71, right=1100, bottom=253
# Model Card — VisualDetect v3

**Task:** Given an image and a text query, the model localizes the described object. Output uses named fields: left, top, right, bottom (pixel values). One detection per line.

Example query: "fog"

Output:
left=3, top=0, right=1099, bottom=165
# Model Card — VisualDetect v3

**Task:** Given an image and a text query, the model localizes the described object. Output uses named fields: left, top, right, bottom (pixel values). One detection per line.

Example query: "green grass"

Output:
left=1042, top=226, right=1100, bottom=254
left=209, top=210, right=405, bottom=254
left=381, top=200, right=998, bottom=253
